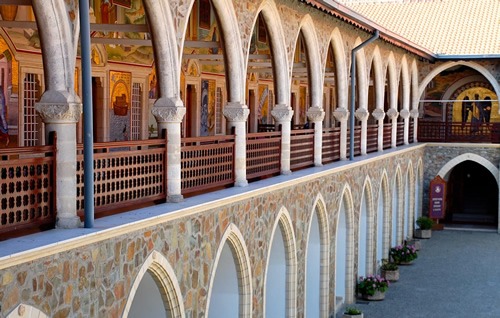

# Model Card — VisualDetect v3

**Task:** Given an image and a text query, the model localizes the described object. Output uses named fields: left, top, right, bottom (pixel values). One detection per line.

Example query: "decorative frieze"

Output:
left=35, top=103, right=82, bottom=123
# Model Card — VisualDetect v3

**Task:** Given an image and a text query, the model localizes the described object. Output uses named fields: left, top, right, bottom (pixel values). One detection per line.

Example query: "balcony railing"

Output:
left=1, top=143, right=57, bottom=238
left=367, top=124, right=378, bottom=153
left=383, top=123, right=392, bottom=149
left=396, top=122, right=404, bottom=146
left=246, top=132, right=281, bottom=180
left=322, top=127, right=341, bottom=164
left=290, top=129, right=315, bottom=170
left=346, top=126, right=361, bottom=157
left=418, top=121, right=500, bottom=143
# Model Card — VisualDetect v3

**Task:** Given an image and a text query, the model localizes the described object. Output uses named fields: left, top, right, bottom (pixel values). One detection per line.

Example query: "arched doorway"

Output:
left=445, top=160, right=498, bottom=227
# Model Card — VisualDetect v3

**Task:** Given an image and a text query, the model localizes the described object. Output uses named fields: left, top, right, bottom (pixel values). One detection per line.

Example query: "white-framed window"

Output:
left=131, top=82, right=142, bottom=140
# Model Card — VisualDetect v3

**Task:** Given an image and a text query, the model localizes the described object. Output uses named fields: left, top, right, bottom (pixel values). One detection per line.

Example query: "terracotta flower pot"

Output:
left=0, top=5, right=18, bottom=21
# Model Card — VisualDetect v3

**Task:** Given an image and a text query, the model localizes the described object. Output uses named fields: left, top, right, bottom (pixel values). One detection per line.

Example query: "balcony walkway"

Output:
left=339, top=229, right=500, bottom=318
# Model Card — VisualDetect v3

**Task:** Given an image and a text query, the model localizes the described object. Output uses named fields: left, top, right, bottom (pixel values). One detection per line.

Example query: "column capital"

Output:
left=223, top=102, right=250, bottom=122
left=271, top=104, right=294, bottom=122
left=333, top=107, right=350, bottom=122
left=307, top=106, right=325, bottom=122
left=410, top=109, right=419, bottom=119
left=399, top=109, right=411, bottom=119
left=152, top=97, right=186, bottom=123
left=35, top=102, right=82, bottom=123
left=355, top=108, right=369, bottom=121
left=372, top=108, right=386, bottom=121
left=386, top=108, right=399, bottom=120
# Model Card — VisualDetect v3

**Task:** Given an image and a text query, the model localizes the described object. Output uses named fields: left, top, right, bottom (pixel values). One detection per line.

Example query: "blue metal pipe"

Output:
left=79, top=0, right=94, bottom=228
left=350, top=30, right=379, bottom=160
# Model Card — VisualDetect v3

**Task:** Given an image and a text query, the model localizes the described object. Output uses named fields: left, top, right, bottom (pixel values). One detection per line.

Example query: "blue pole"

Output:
left=349, top=30, right=379, bottom=160
left=79, top=0, right=94, bottom=228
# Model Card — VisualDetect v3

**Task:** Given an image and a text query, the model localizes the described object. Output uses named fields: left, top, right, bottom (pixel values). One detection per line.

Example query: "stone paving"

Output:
left=338, top=229, right=500, bottom=318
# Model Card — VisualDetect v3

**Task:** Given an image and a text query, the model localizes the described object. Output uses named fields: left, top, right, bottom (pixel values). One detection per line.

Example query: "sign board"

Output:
left=429, top=175, right=446, bottom=219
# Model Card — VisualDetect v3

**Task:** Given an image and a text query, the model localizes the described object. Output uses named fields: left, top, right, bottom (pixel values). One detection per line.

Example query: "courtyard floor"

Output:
left=338, top=229, right=500, bottom=318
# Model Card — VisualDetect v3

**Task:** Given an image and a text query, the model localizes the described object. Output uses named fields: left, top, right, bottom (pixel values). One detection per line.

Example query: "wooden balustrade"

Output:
left=383, top=123, right=392, bottom=149
left=246, top=132, right=281, bottom=180
left=181, top=135, right=235, bottom=194
left=322, top=127, right=341, bottom=164
left=346, top=126, right=361, bottom=157
left=290, top=129, right=315, bottom=170
left=76, top=139, right=167, bottom=217
left=367, top=124, right=378, bottom=153
left=418, top=121, right=500, bottom=143
left=1, top=144, right=56, bottom=237
left=409, top=121, right=414, bottom=143
left=396, top=122, right=404, bottom=146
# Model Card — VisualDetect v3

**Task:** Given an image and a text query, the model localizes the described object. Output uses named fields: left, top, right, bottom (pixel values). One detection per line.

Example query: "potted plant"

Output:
left=415, top=216, right=434, bottom=239
left=357, top=275, right=390, bottom=301
left=343, top=306, right=363, bottom=318
left=380, top=259, right=399, bottom=281
left=390, top=243, right=418, bottom=265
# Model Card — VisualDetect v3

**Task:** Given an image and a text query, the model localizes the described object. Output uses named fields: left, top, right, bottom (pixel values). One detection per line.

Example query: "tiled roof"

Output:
left=337, top=0, right=500, bottom=56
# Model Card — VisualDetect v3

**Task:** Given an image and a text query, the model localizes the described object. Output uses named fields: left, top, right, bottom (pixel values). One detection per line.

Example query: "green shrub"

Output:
left=416, top=216, right=434, bottom=230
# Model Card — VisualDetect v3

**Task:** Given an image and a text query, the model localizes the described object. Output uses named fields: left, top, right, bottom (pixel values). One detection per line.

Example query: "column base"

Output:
left=167, top=194, right=184, bottom=203
left=235, top=180, right=248, bottom=187
left=281, top=169, right=292, bottom=175
left=56, top=216, right=82, bottom=229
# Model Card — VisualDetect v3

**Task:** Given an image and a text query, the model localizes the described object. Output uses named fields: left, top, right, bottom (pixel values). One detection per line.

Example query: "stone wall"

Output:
left=0, top=146, right=424, bottom=318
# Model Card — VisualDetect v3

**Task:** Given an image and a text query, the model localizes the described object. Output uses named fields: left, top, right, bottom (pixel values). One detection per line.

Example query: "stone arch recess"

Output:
left=418, top=61, right=500, bottom=108
left=254, top=0, right=290, bottom=105
left=295, top=15, right=323, bottom=108
left=308, top=194, right=330, bottom=317
left=406, top=161, right=415, bottom=238
left=400, top=56, right=410, bottom=112
left=437, top=153, right=499, bottom=184
left=371, top=46, right=385, bottom=111
left=122, top=250, right=186, bottom=318
left=336, top=184, right=356, bottom=305
left=263, top=207, right=298, bottom=318
left=206, top=223, right=253, bottom=317
left=361, top=176, right=376, bottom=275
left=393, top=166, right=404, bottom=245
left=379, top=170, right=391, bottom=258
left=386, top=53, right=398, bottom=112
left=354, top=37, right=369, bottom=112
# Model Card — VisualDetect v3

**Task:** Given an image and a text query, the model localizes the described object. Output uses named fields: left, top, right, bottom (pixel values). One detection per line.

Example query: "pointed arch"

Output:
left=354, top=37, right=369, bottom=112
left=6, top=304, right=48, bottom=318
left=305, top=194, right=330, bottom=318
left=295, top=15, right=323, bottom=108
left=207, top=223, right=252, bottom=317
left=405, top=161, right=415, bottom=239
left=415, top=158, right=424, bottom=226
left=123, top=250, right=185, bottom=318
left=392, top=166, right=404, bottom=245
left=438, top=153, right=499, bottom=183
left=400, top=56, right=410, bottom=112
left=372, top=46, right=385, bottom=111
left=254, top=0, right=290, bottom=105
left=410, top=59, right=419, bottom=112
left=386, top=53, right=398, bottom=112
left=329, top=28, right=349, bottom=110
left=264, top=207, right=298, bottom=318
left=143, top=0, right=180, bottom=99
left=418, top=61, right=500, bottom=105
left=360, top=176, right=376, bottom=275
left=378, top=170, right=391, bottom=261
left=335, top=184, right=356, bottom=308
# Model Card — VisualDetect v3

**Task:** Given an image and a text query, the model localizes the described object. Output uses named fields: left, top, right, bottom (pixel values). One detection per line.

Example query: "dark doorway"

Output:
left=445, top=160, right=498, bottom=226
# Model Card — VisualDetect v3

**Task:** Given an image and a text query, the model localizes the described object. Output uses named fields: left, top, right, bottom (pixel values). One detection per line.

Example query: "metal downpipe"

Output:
left=350, top=30, right=379, bottom=160
left=79, top=0, right=95, bottom=228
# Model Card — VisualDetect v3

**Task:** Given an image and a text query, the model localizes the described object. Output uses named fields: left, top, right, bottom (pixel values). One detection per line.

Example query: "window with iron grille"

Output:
left=131, top=82, right=142, bottom=140
left=23, top=73, right=40, bottom=146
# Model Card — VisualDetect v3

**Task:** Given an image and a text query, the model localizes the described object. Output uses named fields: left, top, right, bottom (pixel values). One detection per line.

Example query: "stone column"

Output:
left=372, top=108, right=386, bottom=152
left=333, top=107, right=349, bottom=160
left=410, top=109, right=419, bottom=143
left=35, top=101, right=82, bottom=228
left=224, top=102, right=250, bottom=187
left=152, top=97, right=186, bottom=203
left=400, top=108, right=410, bottom=145
left=271, top=104, right=293, bottom=175
left=307, top=106, right=325, bottom=167
left=355, top=108, right=369, bottom=155
left=386, top=108, right=399, bottom=148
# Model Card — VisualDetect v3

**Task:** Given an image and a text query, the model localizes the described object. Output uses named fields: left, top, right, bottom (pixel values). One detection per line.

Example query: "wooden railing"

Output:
left=322, top=127, right=341, bottom=164
left=290, top=129, right=315, bottom=170
left=181, top=135, right=235, bottom=194
left=367, top=124, right=378, bottom=153
left=76, top=139, right=167, bottom=217
left=383, top=123, right=392, bottom=149
left=409, top=121, right=414, bottom=143
left=418, top=121, right=500, bottom=143
left=346, top=126, right=361, bottom=157
left=246, top=132, right=281, bottom=180
left=396, top=122, right=404, bottom=146
left=1, top=144, right=57, bottom=237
